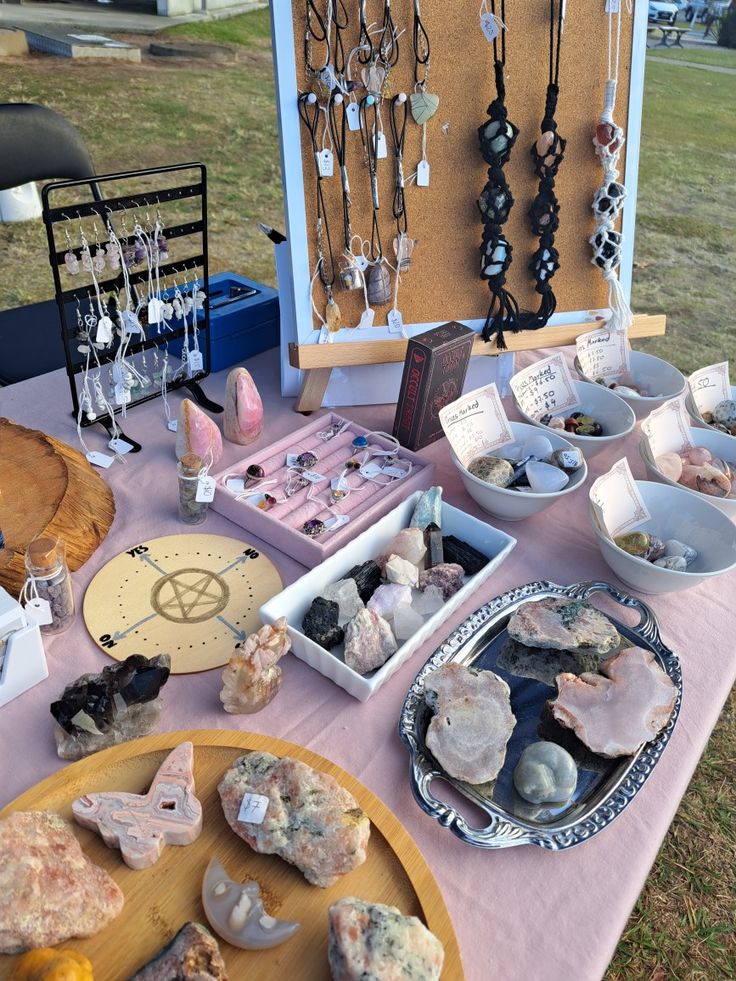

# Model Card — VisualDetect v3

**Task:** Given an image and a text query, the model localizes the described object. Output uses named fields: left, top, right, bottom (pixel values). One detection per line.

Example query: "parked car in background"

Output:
left=685, top=0, right=729, bottom=20
left=649, top=1, right=679, bottom=24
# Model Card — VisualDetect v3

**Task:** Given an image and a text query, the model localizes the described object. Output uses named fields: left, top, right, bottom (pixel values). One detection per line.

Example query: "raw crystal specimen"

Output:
left=550, top=647, right=677, bottom=757
left=50, top=654, right=171, bottom=760
left=423, top=522, right=444, bottom=569
left=220, top=617, right=291, bottom=713
left=0, top=811, right=123, bottom=953
left=302, top=597, right=344, bottom=650
left=442, top=535, right=489, bottom=576
left=496, top=638, right=603, bottom=688
left=377, top=528, right=426, bottom=569
left=322, top=579, right=365, bottom=626
left=344, top=608, right=397, bottom=674
left=175, top=398, right=223, bottom=465
left=411, top=584, right=445, bottom=617
left=202, top=856, right=300, bottom=950
left=346, top=560, right=383, bottom=603
left=393, top=602, right=425, bottom=642
left=385, top=554, right=419, bottom=587
left=410, top=486, right=442, bottom=529
left=367, top=583, right=412, bottom=620
left=418, top=563, right=464, bottom=600
left=129, top=922, right=227, bottom=981
left=218, top=752, right=370, bottom=888
left=328, top=898, right=444, bottom=981
left=513, top=742, right=577, bottom=804
left=507, top=597, right=620, bottom=655
left=223, top=366, right=263, bottom=445
left=424, top=663, right=516, bottom=784
left=72, top=742, right=203, bottom=870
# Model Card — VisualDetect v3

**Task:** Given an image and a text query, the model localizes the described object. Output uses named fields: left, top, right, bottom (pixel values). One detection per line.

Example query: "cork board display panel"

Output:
left=279, top=0, right=636, bottom=338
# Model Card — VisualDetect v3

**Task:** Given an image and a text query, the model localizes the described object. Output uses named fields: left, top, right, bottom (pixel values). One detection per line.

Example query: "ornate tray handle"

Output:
left=562, top=580, right=671, bottom=659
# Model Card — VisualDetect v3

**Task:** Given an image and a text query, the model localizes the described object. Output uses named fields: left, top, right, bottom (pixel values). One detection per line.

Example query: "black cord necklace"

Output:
left=330, top=94, right=364, bottom=291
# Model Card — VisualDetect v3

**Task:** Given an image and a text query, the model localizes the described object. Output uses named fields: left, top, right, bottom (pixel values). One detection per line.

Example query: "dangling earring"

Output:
left=92, top=221, right=106, bottom=274
left=63, top=217, right=80, bottom=275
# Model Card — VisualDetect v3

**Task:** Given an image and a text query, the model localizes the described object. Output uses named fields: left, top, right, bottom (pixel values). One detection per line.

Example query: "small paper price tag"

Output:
left=382, top=464, right=408, bottom=478
left=346, top=102, right=361, bottom=131
left=641, top=396, right=693, bottom=459
left=121, top=310, right=141, bottom=334
left=357, top=307, right=375, bottom=329
left=196, top=475, right=216, bottom=503
left=301, top=470, right=326, bottom=484
left=86, top=450, right=115, bottom=469
left=325, top=514, right=350, bottom=530
left=238, top=792, right=269, bottom=825
left=576, top=326, right=630, bottom=381
left=590, top=458, right=651, bottom=540
left=114, top=384, right=131, bottom=407
left=318, top=148, right=334, bottom=177
left=510, top=353, right=581, bottom=421
left=605, top=0, right=621, bottom=12
left=24, top=597, right=53, bottom=626
left=188, top=350, right=204, bottom=375
left=387, top=309, right=404, bottom=334
left=374, top=131, right=388, bottom=159
left=354, top=255, right=369, bottom=272
left=360, top=462, right=384, bottom=479
left=439, top=383, right=514, bottom=468
left=96, top=316, right=113, bottom=344
left=147, top=298, right=164, bottom=324
left=108, top=437, right=134, bottom=455
left=688, top=362, right=731, bottom=417
left=286, top=453, right=299, bottom=467
left=167, top=419, right=178, bottom=432
left=331, top=476, right=349, bottom=492
left=416, top=159, right=430, bottom=187
left=480, top=11, right=500, bottom=42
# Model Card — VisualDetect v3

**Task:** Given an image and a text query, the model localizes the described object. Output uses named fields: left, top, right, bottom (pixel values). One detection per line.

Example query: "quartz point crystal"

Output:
left=367, top=583, right=412, bottom=621
left=377, top=528, right=426, bottom=569
left=513, top=742, right=577, bottom=804
left=423, top=522, right=444, bottom=569
left=392, top=602, right=425, bottom=642
left=220, top=617, right=291, bottom=714
left=344, top=608, right=397, bottom=674
left=322, top=579, right=365, bottom=626
left=418, top=563, right=464, bottom=600
left=302, top=597, right=343, bottom=649
left=385, top=554, right=419, bottom=587
left=50, top=654, right=171, bottom=760
left=130, top=922, right=227, bottom=981
left=223, top=367, right=263, bottom=445
left=346, top=560, right=382, bottom=603
left=409, top=486, right=442, bottom=529
left=175, top=398, right=223, bottom=465
left=442, top=535, right=488, bottom=576
left=507, top=597, right=620, bottom=655
left=411, top=584, right=445, bottom=617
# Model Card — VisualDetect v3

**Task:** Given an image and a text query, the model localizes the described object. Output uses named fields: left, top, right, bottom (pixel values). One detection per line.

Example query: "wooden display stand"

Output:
left=271, top=0, right=663, bottom=411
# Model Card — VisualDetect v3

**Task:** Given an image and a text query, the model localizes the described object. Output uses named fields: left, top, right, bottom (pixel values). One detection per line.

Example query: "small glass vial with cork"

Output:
left=178, top=452, right=209, bottom=525
left=25, top=536, right=75, bottom=635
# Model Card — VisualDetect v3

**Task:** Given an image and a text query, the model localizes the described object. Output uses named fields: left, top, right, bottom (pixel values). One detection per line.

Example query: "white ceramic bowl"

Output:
left=588, top=480, right=736, bottom=594
left=513, top=380, right=636, bottom=459
left=259, top=491, right=517, bottom=701
left=639, top=425, right=736, bottom=519
left=574, top=351, right=686, bottom=419
left=686, top=383, right=736, bottom=441
left=450, top=421, right=588, bottom=522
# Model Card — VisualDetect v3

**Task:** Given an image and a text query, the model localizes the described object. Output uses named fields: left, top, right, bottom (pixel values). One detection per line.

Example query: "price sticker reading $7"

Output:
left=510, top=353, right=582, bottom=421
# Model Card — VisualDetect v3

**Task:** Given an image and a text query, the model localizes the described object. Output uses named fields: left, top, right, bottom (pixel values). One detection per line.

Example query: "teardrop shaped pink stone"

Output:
left=223, top=367, right=263, bottom=445
left=536, top=130, right=554, bottom=155
left=175, top=398, right=223, bottom=465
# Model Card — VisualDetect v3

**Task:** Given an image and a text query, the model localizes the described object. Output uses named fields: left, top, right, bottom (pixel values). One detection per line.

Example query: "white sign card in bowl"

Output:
left=576, top=325, right=631, bottom=381
left=590, top=457, right=651, bottom=540
left=510, top=352, right=582, bottom=421
left=688, top=362, right=731, bottom=417
left=439, top=383, right=514, bottom=468
left=641, top=396, right=694, bottom=459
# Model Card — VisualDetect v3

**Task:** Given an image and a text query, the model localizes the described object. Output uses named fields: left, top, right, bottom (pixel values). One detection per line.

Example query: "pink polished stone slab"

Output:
left=71, top=742, right=203, bottom=870
left=175, top=398, right=224, bottom=466
left=224, top=367, right=264, bottom=445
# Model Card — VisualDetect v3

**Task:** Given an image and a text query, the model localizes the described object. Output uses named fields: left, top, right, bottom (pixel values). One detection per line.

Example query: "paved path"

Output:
left=648, top=55, right=736, bottom=75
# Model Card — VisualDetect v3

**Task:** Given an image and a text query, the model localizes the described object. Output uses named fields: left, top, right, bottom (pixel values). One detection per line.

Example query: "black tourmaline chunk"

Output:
left=442, top=536, right=490, bottom=576
left=346, top=560, right=382, bottom=603
left=424, top=523, right=444, bottom=569
left=302, top=597, right=344, bottom=650
left=50, top=654, right=171, bottom=734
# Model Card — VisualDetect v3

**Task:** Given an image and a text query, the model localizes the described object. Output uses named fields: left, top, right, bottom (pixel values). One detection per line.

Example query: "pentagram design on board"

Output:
left=151, top=568, right=230, bottom=624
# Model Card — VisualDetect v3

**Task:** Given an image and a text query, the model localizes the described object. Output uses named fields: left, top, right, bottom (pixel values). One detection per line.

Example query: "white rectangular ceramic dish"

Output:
left=259, top=491, right=517, bottom=701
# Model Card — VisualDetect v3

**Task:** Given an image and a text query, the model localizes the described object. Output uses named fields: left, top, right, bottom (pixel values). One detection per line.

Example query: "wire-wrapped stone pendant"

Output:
left=367, top=261, right=391, bottom=305
left=325, top=295, right=342, bottom=333
left=338, top=257, right=364, bottom=291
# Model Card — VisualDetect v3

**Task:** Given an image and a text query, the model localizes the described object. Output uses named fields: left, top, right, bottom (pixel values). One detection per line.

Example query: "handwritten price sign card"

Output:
left=688, top=362, right=731, bottom=418
left=590, top=458, right=651, bottom=540
left=576, top=326, right=630, bottom=381
left=641, top=396, right=693, bottom=459
left=439, top=383, right=514, bottom=468
left=510, top=353, right=581, bottom=421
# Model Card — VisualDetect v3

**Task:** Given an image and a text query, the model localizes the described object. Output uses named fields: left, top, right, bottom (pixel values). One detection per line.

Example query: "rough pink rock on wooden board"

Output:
left=71, top=741, right=203, bottom=870
left=175, top=398, right=223, bottom=465
left=223, top=367, right=263, bottom=445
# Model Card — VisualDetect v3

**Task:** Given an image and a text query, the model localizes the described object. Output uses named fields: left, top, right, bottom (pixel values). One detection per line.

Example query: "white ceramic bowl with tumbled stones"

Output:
left=513, top=380, right=636, bottom=459
left=574, top=351, right=686, bottom=419
left=686, top=383, right=736, bottom=442
left=588, top=480, right=736, bottom=595
left=450, top=421, right=588, bottom=522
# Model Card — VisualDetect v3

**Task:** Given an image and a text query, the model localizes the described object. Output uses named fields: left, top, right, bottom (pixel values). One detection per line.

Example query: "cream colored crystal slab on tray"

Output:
left=83, top=535, right=282, bottom=674
left=0, top=730, right=462, bottom=979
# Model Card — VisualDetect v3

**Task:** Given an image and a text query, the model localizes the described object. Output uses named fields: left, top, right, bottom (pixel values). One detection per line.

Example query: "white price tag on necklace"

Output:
left=346, top=102, right=361, bottom=131
left=196, top=475, right=216, bottom=503
left=605, top=0, right=621, bottom=13
left=688, top=362, right=731, bottom=417
left=148, top=298, right=164, bottom=324
left=510, top=353, right=582, bottom=421
left=416, top=159, right=430, bottom=187
left=331, top=475, right=349, bottom=492
left=355, top=255, right=369, bottom=272
left=188, top=350, right=204, bottom=375
left=358, top=307, right=375, bottom=329
left=86, top=450, right=115, bottom=469
left=108, top=437, right=134, bottom=454
left=576, top=326, right=630, bottom=381
left=121, top=310, right=141, bottom=334
left=301, top=470, right=327, bottom=483
left=167, top=419, right=178, bottom=432
left=374, top=131, right=388, bottom=159
left=439, top=383, right=514, bottom=468
left=114, top=384, right=131, bottom=407
left=24, top=597, right=53, bottom=626
left=238, top=792, right=269, bottom=825
left=318, top=148, right=334, bottom=177
left=382, top=464, right=408, bottom=479
left=480, top=12, right=500, bottom=42
left=387, top=309, right=404, bottom=334
left=590, top=458, right=651, bottom=541
left=96, top=316, right=113, bottom=344
left=325, top=514, right=350, bottom=531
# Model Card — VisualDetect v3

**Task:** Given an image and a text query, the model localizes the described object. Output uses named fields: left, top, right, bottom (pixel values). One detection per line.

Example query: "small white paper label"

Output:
left=121, top=310, right=141, bottom=334
left=688, top=362, right=731, bottom=417
left=111, top=363, right=124, bottom=384
left=576, top=326, right=630, bottom=381
left=108, top=437, right=134, bottom=454
left=375, top=131, right=388, bottom=159
left=286, top=453, right=300, bottom=467
left=96, top=316, right=113, bottom=344
left=360, top=462, right=384, bottom=479
left=238, top=792, right=269, bottom=825
left=331, top=476, right=349, bottom=492
left=301, top=470, right=326, bottom=483
left=605, top=0, right=621, bottom=12
left=358, top=307, right=375, bottom=329
left=354, top=255, right=369, bottom=272
left=196, top=475, right=216, bottom=503
left=590, top=458, right=651, bottom=540
left=325, top=514, right=350, bottom=530
left=346, top=101, right=361, bottom=131
left=188, top=350, right=204, bottom=375
left=148, top=298, right=164, bottom=324
left=24, top=597, right=53, bottom=626
left=225, top=476, right=247, bottom=494
left=382, top=464, right=408, bottom=478
left=439, top=383, right=514, bottom=468
left=510, top=353, right=582, bottom=421
left=416, top=159, right=430, bottom=187
left=387, top=309, right=404, bottom=334
left=318, top=148, right=334, bottom=177
left=167, top=419, right=178, bottom=432
left=641, top=396, right=694, bottom=458
left=86, top=450, right=115, bottom=468
left=114, top=384, right=131, bottom=407
left=480, top=11, right=500, bottom=42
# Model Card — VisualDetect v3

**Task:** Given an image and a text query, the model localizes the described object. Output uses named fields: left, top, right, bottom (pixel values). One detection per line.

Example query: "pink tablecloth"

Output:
left=1, top=347, right=733, bottom=981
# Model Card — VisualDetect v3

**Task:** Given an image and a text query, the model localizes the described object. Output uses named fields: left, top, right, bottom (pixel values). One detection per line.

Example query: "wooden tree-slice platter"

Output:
left=0, top=418, right=115, bottom=595
left=0, top=730, right=463, bottom=979
left=83, top=535, right=283, bottom=673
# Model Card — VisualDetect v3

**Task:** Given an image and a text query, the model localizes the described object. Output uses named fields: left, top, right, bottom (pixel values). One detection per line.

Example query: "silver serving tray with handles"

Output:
left=398, top=580, right=682, bottom=851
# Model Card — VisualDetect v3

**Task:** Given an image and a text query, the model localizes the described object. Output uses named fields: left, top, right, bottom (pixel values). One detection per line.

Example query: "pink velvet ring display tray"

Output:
left=210, top=413, right=434, bottom=567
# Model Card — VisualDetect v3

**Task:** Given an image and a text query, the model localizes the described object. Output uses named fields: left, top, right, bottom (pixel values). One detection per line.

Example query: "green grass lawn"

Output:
left=647, top=42, right=736, bottom=68
left=0, top=15, right=734, bottom=975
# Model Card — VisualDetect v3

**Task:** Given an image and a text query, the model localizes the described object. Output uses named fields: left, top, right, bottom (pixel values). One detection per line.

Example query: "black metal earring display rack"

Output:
left=41, top=162, right=222, bottom=453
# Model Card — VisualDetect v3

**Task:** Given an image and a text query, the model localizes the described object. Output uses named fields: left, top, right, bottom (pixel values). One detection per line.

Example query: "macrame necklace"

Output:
left=590, top=0, right=632, bottom=334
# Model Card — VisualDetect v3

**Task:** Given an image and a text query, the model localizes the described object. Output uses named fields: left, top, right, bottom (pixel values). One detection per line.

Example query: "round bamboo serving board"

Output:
left=0, top=730, right=463, bottom=979
left=83, top=534, right=283, bottom=673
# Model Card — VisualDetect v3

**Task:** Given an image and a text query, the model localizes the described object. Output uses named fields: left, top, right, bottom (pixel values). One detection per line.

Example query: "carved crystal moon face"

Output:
left=201, top=856, right=300, bottom=950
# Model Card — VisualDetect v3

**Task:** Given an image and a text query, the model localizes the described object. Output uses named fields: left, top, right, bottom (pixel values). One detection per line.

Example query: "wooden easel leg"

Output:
left=295, top=367, right=333, bottom=413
